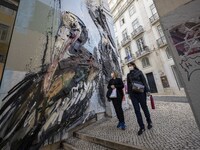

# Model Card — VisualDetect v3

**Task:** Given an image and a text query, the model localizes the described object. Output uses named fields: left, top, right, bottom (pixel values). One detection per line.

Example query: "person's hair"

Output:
left=127, top=62, right=139, bottom=70
left=112, top=71, right=118, bottom=78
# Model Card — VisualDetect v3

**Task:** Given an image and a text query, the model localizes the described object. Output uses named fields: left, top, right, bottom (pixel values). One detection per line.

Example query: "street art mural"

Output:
left=158, top=0, right=200, bottom=130
left=0, top=0, right=120, bottom=149
left=169, top=17, right=200, bottom=81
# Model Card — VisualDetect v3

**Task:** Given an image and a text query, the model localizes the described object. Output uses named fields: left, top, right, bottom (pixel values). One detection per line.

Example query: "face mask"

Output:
left=111, top=73, right=114, bottom=78
left=128, top=66, right=134, bottom=70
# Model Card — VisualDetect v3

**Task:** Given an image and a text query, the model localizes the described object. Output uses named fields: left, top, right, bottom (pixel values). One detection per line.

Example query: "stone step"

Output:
left=64, top=137, right=111, bottom=150
left=152, top=95, right=187, bottom=103
left=74, top=132, right=146, bottom=150
left=40, top=141, right=76, bottom=150
left=40, top=137, right=111, bottom=150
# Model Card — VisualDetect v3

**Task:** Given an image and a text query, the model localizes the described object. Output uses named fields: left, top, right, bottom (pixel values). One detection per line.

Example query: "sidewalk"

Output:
left=76, top=101, right=200, bottom=150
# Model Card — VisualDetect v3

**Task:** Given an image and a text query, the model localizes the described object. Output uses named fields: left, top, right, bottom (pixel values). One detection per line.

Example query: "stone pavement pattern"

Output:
left=79, top=101, right=200, bottom=150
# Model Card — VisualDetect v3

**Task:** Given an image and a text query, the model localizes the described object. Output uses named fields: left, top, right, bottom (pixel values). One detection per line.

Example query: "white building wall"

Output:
left=109, top=0, right=185, bottom=95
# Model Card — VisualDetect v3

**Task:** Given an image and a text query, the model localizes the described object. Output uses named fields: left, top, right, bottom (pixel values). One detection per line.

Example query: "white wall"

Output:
left=109, top=0, right=185, bottom=95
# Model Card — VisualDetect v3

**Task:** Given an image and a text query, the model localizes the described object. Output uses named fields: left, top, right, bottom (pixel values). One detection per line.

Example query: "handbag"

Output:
left=131, top=82, right=145, bottom=93
left=109, top=88, right=117, bottom=98
left=150, top=95, right=155, bottom=109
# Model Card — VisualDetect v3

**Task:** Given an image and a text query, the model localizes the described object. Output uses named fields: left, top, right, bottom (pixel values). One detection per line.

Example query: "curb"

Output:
left=62, top=142, right=78, bottom=150
left=40, top=141, right=77, bottom=150
left=74, top=132, right=147, bottom=150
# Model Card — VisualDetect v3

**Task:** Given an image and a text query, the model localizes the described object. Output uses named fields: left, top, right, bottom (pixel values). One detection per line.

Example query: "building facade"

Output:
left=108, top=0, right=185, bottom=95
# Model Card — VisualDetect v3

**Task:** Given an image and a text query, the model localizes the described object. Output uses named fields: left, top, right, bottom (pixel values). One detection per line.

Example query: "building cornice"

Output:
left=113, top=0, right=135, bottom=23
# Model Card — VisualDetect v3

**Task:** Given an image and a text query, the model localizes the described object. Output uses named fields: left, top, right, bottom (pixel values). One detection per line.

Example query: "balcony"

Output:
left=131, top=26, right=144, bottom=39
left=136, top=46, right=151, bottom=58
left=149, top=13, right=159, bottom=25
left=124, top=54, right=136, bottom=64
left=157, top=36, right=167, bottom=48
left=121, top=36, right=131, bottom=47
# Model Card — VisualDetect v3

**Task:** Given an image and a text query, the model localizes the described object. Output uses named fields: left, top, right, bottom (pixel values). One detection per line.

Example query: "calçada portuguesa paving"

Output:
left=76, top=101, right=200, bottom=150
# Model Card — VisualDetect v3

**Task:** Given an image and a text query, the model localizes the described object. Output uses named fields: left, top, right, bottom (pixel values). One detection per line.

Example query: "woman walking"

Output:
left=107, top=71, right=126, bottom=130
left=127, top=62, right=152, bottom=135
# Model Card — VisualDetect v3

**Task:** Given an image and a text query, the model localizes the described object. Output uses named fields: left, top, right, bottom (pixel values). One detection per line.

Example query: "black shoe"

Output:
left=137, top=128, right=145, bottom=135
left=147, top=124, right=153, bottom=129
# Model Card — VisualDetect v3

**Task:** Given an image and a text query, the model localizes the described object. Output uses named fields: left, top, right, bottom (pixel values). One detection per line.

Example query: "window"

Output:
left=0, top=54, right=4, bottom=63
left=171, top=65, right=184, bottom=88
left=125, top=46, right=132, bottom=58
left=166, top=47, right=172, bottom=59
left=132, top=19, right=139, bottom=30
left=122, top=29, right=128, bottom=39
left=129, top=5, right=136, bottom=16
left=160, top=75, right=170, bottom=88
left=120, top=17, right=125, bottom=26
left=136, top=37, right=146, bottom=52
left=157, top=25, right=164, bottom=37
left=0, top=24, right=9, bottom=41
left=150, top=4, right=157, bottom=15
left=142, top=57, right=150, bottom=68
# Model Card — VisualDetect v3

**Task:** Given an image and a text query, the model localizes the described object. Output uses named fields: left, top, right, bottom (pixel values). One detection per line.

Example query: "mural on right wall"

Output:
left=169, top=17, right=200, bottom=81
left=0, top=0, right=120, bottom=149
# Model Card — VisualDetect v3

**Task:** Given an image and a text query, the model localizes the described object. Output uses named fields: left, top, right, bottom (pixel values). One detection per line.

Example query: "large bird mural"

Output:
left=0, top=1, right=119, bottom=149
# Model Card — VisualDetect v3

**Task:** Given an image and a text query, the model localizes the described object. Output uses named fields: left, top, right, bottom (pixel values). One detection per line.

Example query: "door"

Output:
left=146, top=72, right=158, bottom=93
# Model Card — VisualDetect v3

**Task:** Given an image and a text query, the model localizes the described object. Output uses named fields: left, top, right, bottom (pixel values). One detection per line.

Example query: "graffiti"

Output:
left=170, top=19, right=200, bottom=57
left=170, top=17, right=200, bottom=81
left=180, top=56, right=200, bottom=81
left=0, top=0, right=119, bottom=149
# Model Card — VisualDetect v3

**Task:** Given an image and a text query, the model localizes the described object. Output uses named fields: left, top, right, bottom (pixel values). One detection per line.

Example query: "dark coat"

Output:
left=127, top=69, right=150, bottom=94
left=107, top=78, right=124, bottom=100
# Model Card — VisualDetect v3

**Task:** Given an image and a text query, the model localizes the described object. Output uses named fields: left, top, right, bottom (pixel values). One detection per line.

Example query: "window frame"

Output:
left=129, top=4, right=136, bottom=16
left=141, top=57, right=150, bottom=68
left=157, top=25, right=164, bottom=37
left=136, top=37, right=146, bottom=52
left=119, top=16, right=125, bottom=26
left=166, top=47, right=172, bottom=59
left=150, top=4, right=157, bottom=15
left=132, top=19, right=139, bottom=30
left=122, top=29, right=128, bottom=40
left=0, top=23, right=9, bottom=41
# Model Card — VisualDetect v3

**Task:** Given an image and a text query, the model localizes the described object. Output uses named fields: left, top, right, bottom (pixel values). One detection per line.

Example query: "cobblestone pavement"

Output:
left=79, top=101, right=200, bottom=150
left=65, top=137, right=111, bottom=150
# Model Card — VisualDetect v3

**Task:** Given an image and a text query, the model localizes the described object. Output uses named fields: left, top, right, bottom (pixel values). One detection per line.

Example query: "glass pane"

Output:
left=157, top=25, right=164, bottom=37
left=150, top=4, right=157, bottom=15
left=136, top=37, right=145, bottom=51
left=132, top=19, right=139, bottom=29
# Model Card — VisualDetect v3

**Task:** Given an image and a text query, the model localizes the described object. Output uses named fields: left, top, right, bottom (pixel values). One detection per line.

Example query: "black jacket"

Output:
left=127, top=69, right=150, bottom=94
left=107, top=78, right=124, bottom=100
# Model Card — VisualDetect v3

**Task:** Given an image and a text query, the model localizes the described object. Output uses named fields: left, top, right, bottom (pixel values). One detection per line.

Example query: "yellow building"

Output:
left=0, top=1, right=18, bottom=83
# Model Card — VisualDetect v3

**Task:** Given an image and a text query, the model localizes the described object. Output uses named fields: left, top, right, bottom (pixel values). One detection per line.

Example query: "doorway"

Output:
left=146, top=72, right=158, bottom=93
